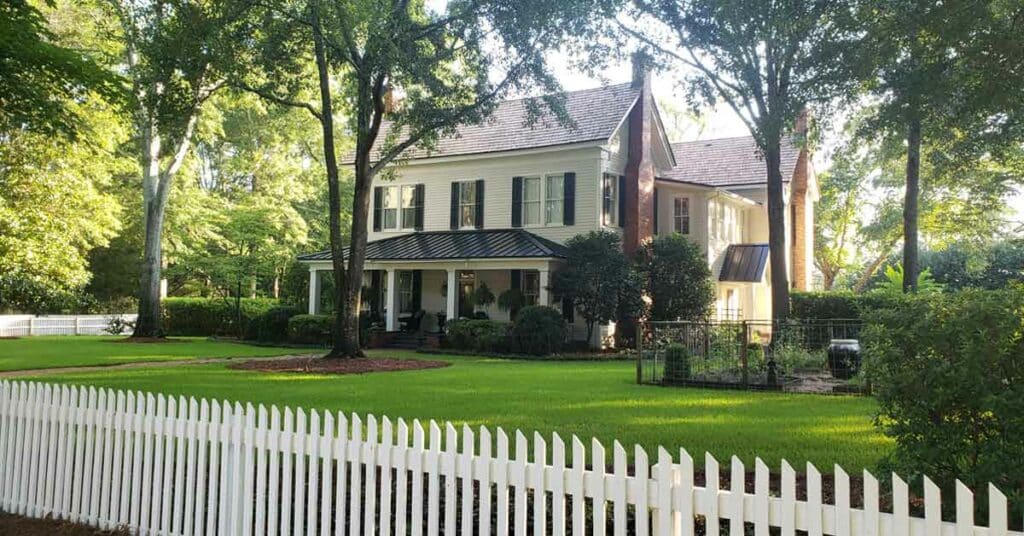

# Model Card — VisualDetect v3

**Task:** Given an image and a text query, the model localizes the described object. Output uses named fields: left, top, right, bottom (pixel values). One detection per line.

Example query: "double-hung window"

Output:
left=381, top=187, right=399, bottom=230
left=673, top=197, right=690, bottom=235
left=544, top=174, right=565, bottom=225
left=400, top=186, right=417, bottom=230
left=522, top=271, right=540, bottom=306
left=602, top=173, right=618, bottom=226
left=457, top=181, right=477, bottom=229
left=398, top=271, right=414, bottom=313
left=522, top=177, right=541, bottom=226
left=379, top=185, right=419, bottom=230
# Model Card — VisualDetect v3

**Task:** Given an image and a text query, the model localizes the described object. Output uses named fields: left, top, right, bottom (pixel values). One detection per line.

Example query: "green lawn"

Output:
left=6, top=339, right=892, bottom=473
left=0, top=336, right=302, bottom=371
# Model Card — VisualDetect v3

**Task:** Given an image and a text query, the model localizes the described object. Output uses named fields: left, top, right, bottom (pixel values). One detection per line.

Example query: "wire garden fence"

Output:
left=637, top=319, right=864, bottom=392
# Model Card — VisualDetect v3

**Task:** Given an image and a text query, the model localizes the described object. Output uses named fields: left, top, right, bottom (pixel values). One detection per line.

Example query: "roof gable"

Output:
left=662, top=136, right=803, bottom=188
left=360, top=83, right=640, bottom=163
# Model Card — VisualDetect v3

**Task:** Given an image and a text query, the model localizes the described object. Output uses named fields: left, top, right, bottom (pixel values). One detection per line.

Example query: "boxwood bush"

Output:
left=245, top=305, right=302, bottom=343
left=663, top=343, right=691, bottom=382
left=445, top=319, right=510, bottom=353
left=790, top=291, right=907, bottom=321
left=162, top=298, right=278, bottom=337
left=510, top=306, right=566, bottom=355
left=287, top=314, right=333, bottom=345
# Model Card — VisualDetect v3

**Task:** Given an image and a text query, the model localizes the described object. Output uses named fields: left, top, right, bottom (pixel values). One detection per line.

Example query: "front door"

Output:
left=458, top=272, right=476, bottom=319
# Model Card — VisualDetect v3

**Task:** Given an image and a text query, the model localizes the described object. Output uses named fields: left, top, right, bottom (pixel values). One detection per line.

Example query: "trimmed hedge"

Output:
left=245, top=305, right=302, bottom=343
left=663, top=343, right=691, bottom=381
left=445, top=320, right=510, bottom=353
left=790, top=291, right=907, bottom=320
left=510, top=306, right=566, bottom=355
left=162, top=298, right=279, bottom=337
left=287, top=314, right=333, bottom=345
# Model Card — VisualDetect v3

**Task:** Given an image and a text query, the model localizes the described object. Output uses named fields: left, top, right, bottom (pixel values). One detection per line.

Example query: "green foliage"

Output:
left=245, top=305, right=302, bottom=343
left=286, top=314, right=333, bottom=345
left=162, top=297, right=278, bottom=337
left=550, top=231, right=644, bottom=342
left=0, top=273, right=97, bottom=314
left=472, top=282, right=496, bottom=310
left=445, top=320, right=510, bottom=353
left=872, top=264, right=943, bottom=296
left=497, top=288, right=527, bottom=318
left=635, top=234, right=715, bottom=320
left=0, top=0, right=123, bottom=137
left=510, top=306, right=566, bottom=356
left=863, top=288, right=1024, bottom=514
left=663, top=344, right=691, bottom=382
left=790, top=291, right=907, bottom=321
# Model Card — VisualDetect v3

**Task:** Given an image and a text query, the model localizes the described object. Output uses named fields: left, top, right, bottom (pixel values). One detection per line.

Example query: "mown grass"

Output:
left=9, top=341, right=892, bottom=473
left=0, top=336, right=302, bottom=371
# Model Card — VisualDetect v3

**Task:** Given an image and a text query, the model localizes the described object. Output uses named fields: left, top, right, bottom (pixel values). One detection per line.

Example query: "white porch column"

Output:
left=539, top=269, right=550, bottom=306
left=446, top=269, right=458, bottom=321
left=385, top=269, right=398, bottom=332
left=307, top=269, right=321, bottom=314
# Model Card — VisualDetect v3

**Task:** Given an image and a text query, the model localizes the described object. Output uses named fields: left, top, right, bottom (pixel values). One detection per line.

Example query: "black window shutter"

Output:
left=373, top=187, right=383, bottom=232
left=511, top=177, right=523, bottom=228
left=618, top=175, right=627, bottom=228
left=652, top=187, right=659, bottom=235
left=414, top=184, right=425, bottom=231
left=602, top=176, right=612, bottom=225
left=450, top=182, right=459, bottom=229
left=474, top=179, right=485, bottom=229
left=563, top=172, right=575, bottom=226
left=412, top=270, right=422, bottom=311
left=561, top=297, right=574, bottom=322
left=510, top=269, right=522, bottom=290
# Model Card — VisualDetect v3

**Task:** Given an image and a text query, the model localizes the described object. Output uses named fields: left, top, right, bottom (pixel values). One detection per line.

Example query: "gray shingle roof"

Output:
left=719, top=244, right=770, bottom=282
left=662, top=136, right=802, bottom=188
left=297, top=229, right=568, bottom=262
left=354, top=83, right=640, bottom=163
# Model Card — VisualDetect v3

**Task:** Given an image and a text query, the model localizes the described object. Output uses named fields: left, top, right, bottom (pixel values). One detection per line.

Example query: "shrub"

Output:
left=790, top=291, right=907, bottom=321
left=663, top=344, right=691, bottom=382
left=635, top=234, right=715, bottom=321
left=511, top=306, right=566, bottom=355
left=162, top=297, right=278, bottom=337
left=863, top=288, right=1024, bottom=516
left=245, top=305, right=302, bottom=343
left=287, top=314, right=333, bottom=345
left=446, top=319, right=509, bottom=353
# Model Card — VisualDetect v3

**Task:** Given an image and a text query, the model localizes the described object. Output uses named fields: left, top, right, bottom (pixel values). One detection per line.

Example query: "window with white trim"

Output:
left=381, top=186, right=399, bottom=230
left=456, top=181, right=477, bottom=229
left=522, top=271, right=540, bottom=306
left=544, top=174, right=564, bottom=225
left=602, top=173, right=618, bottom=226
left=522, top=177, right=541, bottom=226
left=673, top=197, right=690, bottom=235
left=400, top=186, right=416, bottom=230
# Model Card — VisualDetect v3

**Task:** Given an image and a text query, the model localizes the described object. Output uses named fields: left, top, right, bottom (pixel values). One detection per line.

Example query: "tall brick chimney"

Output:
left=790, top=109, right=812, bottom=290
left=623, top=52, right=656, bottom=255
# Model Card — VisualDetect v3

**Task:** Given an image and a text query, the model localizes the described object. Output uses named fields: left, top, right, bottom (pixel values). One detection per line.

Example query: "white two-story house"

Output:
left=298, top=61, right=817, bottom=345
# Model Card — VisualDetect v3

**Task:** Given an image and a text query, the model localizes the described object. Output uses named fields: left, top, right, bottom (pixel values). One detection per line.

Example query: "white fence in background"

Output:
left=0, top=380, right=1020, bottom=536
left=0, top=314, right=136, bottom=337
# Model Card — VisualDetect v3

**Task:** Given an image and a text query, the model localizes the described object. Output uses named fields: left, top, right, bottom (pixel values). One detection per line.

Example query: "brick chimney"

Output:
left=790, top=108, right=812, bottom=290
left=623, top=52, right=656, bottom=255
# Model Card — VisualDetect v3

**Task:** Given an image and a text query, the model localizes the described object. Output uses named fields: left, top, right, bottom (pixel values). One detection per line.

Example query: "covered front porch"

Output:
left=297, top=229, right=576, bottom=337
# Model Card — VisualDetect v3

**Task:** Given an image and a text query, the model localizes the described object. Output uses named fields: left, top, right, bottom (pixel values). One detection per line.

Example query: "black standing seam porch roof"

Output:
left=296, top=229, right=569, bottom=262
left=719, top=244, right=770, bottom=282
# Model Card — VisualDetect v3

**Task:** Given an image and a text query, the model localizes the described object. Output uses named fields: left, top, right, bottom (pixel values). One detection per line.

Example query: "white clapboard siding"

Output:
left=0, top=380, right=1021, bottom=536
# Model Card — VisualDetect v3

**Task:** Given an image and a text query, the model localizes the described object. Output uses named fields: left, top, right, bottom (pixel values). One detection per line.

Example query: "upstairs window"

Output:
left=376, top=184, right=422, bottom=231
left=544, top=174, right=565, bottom=225
left=673, top=197, right=690, bottom=235
left=400, top=186, right=417, bottom=230
left=522, top=177, right=541, bottom=226
left=458, top=181, right=477, bottom=229
left=602, top=173, right=618, bottom=226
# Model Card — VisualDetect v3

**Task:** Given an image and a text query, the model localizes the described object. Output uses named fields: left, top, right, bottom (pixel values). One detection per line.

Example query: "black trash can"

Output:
left=827, top=339, right=861, bottom=379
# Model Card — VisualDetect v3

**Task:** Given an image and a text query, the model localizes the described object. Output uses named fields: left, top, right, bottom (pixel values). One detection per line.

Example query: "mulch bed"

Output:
left=228, top=357, right=450, bottom=375
left=0, top=512, right=128, bottom=535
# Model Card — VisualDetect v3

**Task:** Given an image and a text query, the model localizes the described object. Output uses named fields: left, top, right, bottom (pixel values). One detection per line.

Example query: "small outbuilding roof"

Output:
left=719, top=244, right=770, bottom=282
left=297, top=229, right=569, bottom=262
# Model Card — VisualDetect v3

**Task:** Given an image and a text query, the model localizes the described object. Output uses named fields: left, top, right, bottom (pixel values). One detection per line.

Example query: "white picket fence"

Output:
left=0, top=380, right=1019, bottom=536
left=0, top=314, right=136, bottom=337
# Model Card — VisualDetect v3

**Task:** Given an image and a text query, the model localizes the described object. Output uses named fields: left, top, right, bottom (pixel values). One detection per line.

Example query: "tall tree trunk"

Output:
left=310, top=5, right=361, bottom=358
left=133, top=118, right=166, bottom=338
left=764, top=138, right=790, bottom=321
left=853, top=241, right=897, bottom=293
left=902, top=111, right=922, bottom=293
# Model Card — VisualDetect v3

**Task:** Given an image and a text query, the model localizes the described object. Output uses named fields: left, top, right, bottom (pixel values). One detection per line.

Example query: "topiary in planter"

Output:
left=663, top=343, right=691, bottom=382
